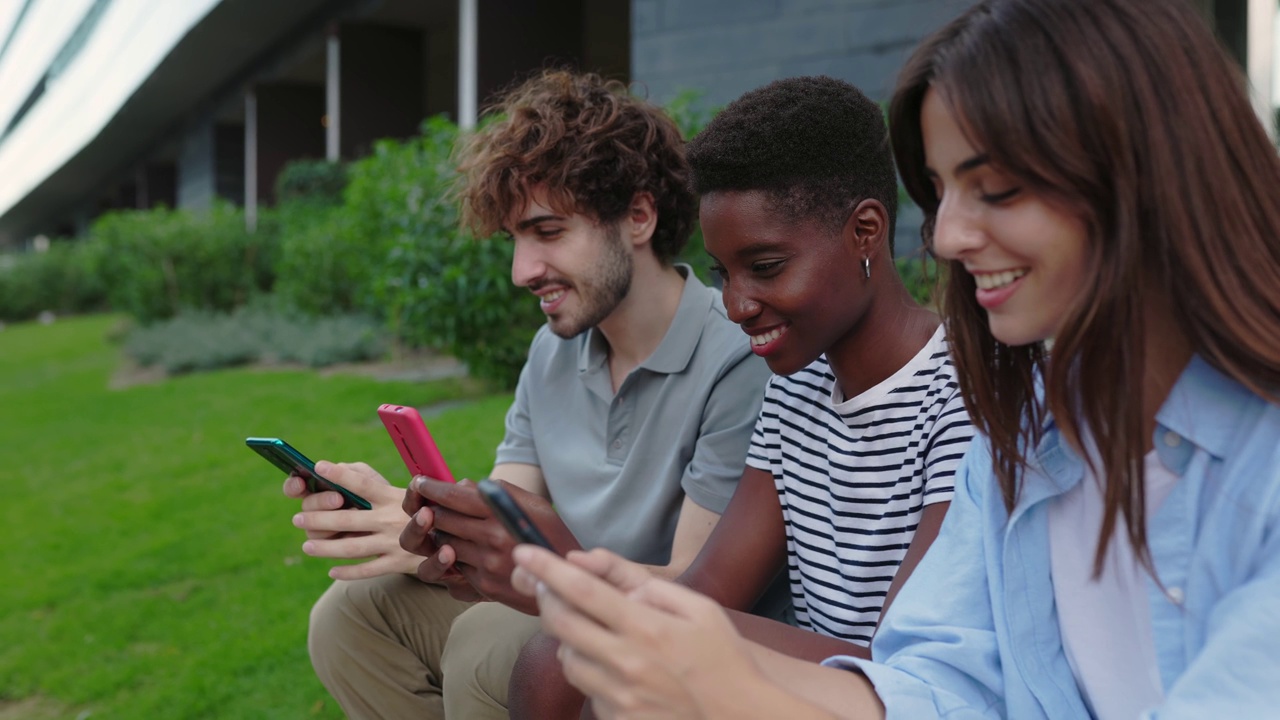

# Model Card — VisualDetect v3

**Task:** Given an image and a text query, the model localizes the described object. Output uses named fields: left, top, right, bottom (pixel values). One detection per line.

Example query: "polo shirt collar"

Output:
left=575, top=264, right=712, bottom=376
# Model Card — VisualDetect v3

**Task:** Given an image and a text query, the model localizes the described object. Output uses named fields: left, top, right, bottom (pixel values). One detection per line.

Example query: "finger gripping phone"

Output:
left=476, top=479, right=557, bottom=552
left=245, top=437, right=372, bottom=510
left=377, top=404, right=456, bottom=484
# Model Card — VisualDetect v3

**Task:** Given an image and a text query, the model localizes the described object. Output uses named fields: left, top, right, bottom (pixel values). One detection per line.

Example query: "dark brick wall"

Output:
left=631, top=0, right=978, bottom=255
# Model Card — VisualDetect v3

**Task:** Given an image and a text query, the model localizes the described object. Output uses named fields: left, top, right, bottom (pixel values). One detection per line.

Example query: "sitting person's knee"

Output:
left=509, top=631, right=586, bottom=720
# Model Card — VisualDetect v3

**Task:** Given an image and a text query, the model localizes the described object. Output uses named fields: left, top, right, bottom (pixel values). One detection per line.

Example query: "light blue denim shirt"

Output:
left=824, top=356, right=1280, bottom=719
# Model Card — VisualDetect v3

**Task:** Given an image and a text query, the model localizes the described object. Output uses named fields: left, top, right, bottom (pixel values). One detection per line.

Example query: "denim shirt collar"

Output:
left=1016, top=354, right=1242, bottom=518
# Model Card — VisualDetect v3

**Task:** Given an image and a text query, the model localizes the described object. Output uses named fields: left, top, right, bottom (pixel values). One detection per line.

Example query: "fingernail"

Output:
left=512, top=545, right=532, bottom=563
left=292, top=514, right=304, bottom=528
left=302, top=541, right=315, bottom=555
left=415, top=509, right=429, bottom=527
left=412, top=475, right=426, bottom=488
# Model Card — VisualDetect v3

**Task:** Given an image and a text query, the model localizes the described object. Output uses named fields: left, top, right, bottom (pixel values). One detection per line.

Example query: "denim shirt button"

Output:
left=1167, top=586, right=1185, bottom=605
left=1163, top=431, right=1182, bottom=448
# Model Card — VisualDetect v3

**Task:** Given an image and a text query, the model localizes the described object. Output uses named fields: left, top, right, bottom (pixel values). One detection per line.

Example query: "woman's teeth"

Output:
left=974, top=269, right=1027, bottom=290
left=751, top=327, right=785, bottom=346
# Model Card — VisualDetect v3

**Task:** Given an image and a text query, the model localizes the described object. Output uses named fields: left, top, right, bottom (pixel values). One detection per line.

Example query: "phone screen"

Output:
left=476, top=479, right=556, bottom=552
left=245, top=437, right=372, bottom=510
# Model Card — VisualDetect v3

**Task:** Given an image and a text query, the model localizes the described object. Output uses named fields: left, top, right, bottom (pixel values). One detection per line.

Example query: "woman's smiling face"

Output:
left=702, top=190, right=870, bottom=376
left=920, top=88, right=1091, bottom=346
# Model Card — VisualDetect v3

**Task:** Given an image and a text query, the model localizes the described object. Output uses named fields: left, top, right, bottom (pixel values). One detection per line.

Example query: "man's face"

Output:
left=506, top=189, right=633, bottom=339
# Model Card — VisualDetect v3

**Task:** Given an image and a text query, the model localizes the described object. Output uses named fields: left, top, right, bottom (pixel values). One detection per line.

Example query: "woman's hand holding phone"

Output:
left=284, top=461, right=427, bottom=580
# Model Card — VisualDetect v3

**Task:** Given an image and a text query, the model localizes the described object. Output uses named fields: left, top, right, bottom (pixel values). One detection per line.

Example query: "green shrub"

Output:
left=92, top=203, right=277, bottom=324
left=273, top=202, right=384, bottom=318
left=123, top=300, right=387, bottom=374
left=0, top=240, right=109, bottom=321
left=275, top=159, right=348, bottom=205
left=895, top=254, right=941, bottom=307
left=350, top=116, right=542, bottom=389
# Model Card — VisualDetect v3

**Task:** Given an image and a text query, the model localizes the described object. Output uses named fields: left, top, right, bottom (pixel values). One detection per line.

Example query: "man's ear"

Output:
left=626, top=192, right=658, bottom=248
left=842, top=198, right=889, bottom=261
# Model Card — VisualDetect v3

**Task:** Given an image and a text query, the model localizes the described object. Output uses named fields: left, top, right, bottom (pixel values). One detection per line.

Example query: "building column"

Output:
left=245, top=90, right=258, bottom=232
left=1247, top=0, right=1276, bottom=139
left=458, top=0, right=478, bottom=129
left=326, top=25, right=341, bottom=160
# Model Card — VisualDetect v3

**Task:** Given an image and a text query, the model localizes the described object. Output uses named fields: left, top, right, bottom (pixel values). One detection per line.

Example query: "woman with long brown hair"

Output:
left=505, top=0, right=1280, bottom=718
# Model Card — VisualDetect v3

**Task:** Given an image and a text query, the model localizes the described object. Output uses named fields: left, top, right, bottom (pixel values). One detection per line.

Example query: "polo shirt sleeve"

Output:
left=822, top=440, right=1006, bottom=720
left=680, top=352, right=771, bottom=514
left=921, top=386, right=974, bottom=506
left=492, top=335, right=542, bottom=468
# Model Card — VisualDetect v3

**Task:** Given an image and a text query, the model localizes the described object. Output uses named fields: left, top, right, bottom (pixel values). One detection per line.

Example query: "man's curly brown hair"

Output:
left=455, top=70, right=696, bottom=264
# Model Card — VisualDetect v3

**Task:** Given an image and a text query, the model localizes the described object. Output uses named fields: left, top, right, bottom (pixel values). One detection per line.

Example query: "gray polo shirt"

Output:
left=493, top=265, right=770, bottom=565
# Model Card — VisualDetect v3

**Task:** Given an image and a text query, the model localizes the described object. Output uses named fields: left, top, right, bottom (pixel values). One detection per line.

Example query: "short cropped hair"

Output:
left=687, top=75, right=898, bottom=248
left=456, top=70, right=696, bottom=264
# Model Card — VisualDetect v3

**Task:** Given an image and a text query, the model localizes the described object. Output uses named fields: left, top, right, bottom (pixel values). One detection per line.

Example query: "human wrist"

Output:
left=697, top=669, right=805, bottom=719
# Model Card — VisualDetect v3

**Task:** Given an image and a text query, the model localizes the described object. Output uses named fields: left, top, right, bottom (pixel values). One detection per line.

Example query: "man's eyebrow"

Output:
left=515, top=214, right=565, bottom=231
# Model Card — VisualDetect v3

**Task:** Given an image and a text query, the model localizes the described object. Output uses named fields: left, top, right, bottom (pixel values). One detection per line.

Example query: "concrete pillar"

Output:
left=459, top=0, right=477, bottom=129
left=177, top=115, right=216, bottom=211
left=1247, top=0, right=1276, bottom=139
left=245, top=90, right=258, bottom=231
left=326, top=26, right=341, bottom=160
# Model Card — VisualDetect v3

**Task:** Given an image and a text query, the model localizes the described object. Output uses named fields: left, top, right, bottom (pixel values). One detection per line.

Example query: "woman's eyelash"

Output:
left=981, top=187, right=1022, bottom=203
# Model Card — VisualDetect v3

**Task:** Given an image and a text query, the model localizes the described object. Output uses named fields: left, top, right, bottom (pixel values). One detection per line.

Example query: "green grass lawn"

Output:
left=0, top=314, right=512, bottom=719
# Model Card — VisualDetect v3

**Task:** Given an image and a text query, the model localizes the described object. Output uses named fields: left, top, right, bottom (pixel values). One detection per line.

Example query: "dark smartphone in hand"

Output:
left=245, top=437, right=372, bottom=510
left=475, top=479, right=557, bottom=552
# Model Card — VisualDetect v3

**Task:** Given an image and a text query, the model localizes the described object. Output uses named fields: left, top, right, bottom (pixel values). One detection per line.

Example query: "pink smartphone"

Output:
left=377, top=403, right=456, bottom=484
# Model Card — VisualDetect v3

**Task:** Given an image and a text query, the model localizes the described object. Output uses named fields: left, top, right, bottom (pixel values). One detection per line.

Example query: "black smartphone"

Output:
left=245, top=437, right=372, bottom=510
left=475, top=479, right=557, bottom=552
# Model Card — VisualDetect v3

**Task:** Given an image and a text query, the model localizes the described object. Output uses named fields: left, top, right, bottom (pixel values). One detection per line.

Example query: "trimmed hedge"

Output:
left=92, top=202, right=277, bottom=323
left=0, top=240, right=108, bottom=322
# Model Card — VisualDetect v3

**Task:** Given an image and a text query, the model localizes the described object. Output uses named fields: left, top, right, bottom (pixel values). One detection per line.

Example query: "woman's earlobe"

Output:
left=845, top=198, right=889, bottom=259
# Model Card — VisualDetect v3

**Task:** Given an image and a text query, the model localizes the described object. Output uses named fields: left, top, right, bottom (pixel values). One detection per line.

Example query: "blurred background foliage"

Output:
left=0, top=95, right=939, bottom=387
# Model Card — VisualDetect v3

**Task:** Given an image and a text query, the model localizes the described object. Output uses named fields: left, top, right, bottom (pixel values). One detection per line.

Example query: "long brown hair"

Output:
left=889, top=0, right=1280, bottom=570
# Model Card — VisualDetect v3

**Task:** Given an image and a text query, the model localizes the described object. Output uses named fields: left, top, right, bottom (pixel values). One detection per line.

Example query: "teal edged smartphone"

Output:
left=245, top=437, right=372, bottom=510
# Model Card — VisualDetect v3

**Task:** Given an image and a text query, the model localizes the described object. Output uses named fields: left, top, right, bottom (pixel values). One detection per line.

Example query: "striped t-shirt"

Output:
left=746, top=327, right=973, bottom=645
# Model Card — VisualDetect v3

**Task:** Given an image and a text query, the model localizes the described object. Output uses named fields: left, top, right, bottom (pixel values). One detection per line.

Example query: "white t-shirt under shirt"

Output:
left=1049, top=448, right=1179, bottom=720
left=746, top=327, right=973, bottom=644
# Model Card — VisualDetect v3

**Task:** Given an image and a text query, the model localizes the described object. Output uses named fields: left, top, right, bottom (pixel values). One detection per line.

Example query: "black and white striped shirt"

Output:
left=746, top=328, right=973, bottom=645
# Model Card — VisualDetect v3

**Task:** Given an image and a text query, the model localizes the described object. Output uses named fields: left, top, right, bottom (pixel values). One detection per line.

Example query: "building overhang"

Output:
left=0, top=0, right=357, bottom=244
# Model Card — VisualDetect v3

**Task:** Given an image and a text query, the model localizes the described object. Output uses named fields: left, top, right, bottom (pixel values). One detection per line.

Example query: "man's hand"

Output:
left=284, top=461, right=428, bottom=580
left=400, top=477, right=580, bottom=613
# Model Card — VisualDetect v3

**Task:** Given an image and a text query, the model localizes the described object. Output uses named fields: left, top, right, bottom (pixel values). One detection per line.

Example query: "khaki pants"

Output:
left=308, top=575, right=543, bottom=720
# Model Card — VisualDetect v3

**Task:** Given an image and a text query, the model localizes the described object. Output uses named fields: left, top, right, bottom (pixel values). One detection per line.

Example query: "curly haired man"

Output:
left=284, top=69, right=772, bottom=719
